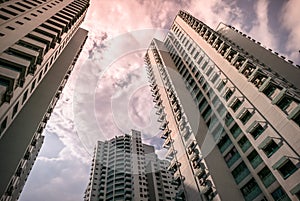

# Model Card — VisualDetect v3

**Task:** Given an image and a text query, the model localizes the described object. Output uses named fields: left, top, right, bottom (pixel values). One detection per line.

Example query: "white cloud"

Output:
left=280, top=0, right=300, bottom=64
left=187, top=0, right=244, bottom=30
left=246, top=0, right=279, bottom=50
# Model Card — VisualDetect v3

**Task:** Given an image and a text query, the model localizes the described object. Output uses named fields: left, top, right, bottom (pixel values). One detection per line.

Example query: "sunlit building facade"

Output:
left=0, top=0, right=89, bottom=200
left=145, top=10, right=300, bottom=201
left=84, top=130, right=176, bottom=201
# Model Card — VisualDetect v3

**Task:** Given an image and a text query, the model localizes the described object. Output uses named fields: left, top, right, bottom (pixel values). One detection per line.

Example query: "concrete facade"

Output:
left=145, top=10, right=300, bottom=201
left=0, top=0, right=89, bottom=200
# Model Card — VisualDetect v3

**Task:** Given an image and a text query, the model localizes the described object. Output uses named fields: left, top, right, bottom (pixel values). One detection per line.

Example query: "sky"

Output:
left=19, top=0, right=300, bottom=200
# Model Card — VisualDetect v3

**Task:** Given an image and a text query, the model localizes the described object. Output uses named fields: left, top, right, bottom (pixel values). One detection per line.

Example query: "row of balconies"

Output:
left=184, top=139, right=216, bottom=200
left=176, top=11, right=300, bottom=125
left=0, top=0, right=88, bottom=107
left=3, top=131, right=43, bottom=199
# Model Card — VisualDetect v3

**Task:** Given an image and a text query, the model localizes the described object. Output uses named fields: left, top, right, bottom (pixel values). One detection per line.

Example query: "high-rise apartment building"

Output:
left=145, top=10, right=300, bottom=201
left=84, top=130, right=176, bottom=201
left=0, top=0, right=89, bottom=200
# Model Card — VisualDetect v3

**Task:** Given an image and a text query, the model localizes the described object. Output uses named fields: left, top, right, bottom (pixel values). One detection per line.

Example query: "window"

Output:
left=230, top=123, right=242, bottom=138
left=201, top=61, right=208, bottom=70
left=15, top=21, right=24, bottom=25
left=276, top=96, right=292, bottom=111
left=291, top=183, right=300, bottom=200
left=217, top=103, right=226, bottom=116
left=258, top=166, right=276, bottom=187
left=239, top=110, right=253, bottom=125
left=6, top=26, right=15, bottom=30
left=198, top=98, right=208, bottom=112
left=206, top=66, right=213, bottom=76
left=0, top=117, right=7, bottom=134
left=217, top=80, right=226, bottom=92
left=238, top=136, right=251, bottom=152
left=38, top=71, right=43, bottom=81
left=247, top=150, right=262, bottom=169
left=261, top=139, right=279, bottom=157
left=202, top=106, right=212, bottom=121
left=263, top=84, right=277, bottom=98
left=212, top=95, right=220, bottom=107
left=24, top=17, right=31, bottom=21
left=271, top=187, right=291, bottom=201
left=231, top=162, right=250, bottom=184
left=224, top=113, right=234, bottom=127
left=241, top=178, right=262, bottom=201
left=0, top=8, right=17, bottom=16
left=24, top=0, right=38, bottom=6
left=224, top=147, right=240, bottom=167
left=16, top=2, right=32, bottom=9
left=0, top=14, right=9, bottom=20
left=45, top=63, right=49, bottom=72
left=22, top=90, right=28, bottom=104
left=194, top=52, right=199, bottom=59
left=224, top=88, right=233, bottom=101
left=12, top=102, right=19, bottom=118
left=292, top=111, right=300, bottom=127
left=231, top=98, right=242, bottom=112
left=8, top=5, right=25, bottom=12
left=273, top=158, right=298, bottom=179
left=31, top=79, right=36, bottom=92
left=211, top=72, right=219, bottom=83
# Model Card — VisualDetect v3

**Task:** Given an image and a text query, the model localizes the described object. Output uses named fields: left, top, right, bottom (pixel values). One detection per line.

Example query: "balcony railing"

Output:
left=240, top=140, right=251, bottom=152
left=249, top=155, right=263, bottom=169
left=244, top=185, right=262, bottom=201
left=276, top=194, right=292, bottom=201
left=226, top=153, right=240, bottom=167
left=261, top=173, right=276, bottom=187
left=234, top=169, right=250, bottom=184
left=218, top=139, right=232, bottom=153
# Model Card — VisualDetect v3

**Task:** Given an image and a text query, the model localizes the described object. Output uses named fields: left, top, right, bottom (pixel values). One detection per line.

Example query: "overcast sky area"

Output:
left=19, top=0, right=300, bottom=200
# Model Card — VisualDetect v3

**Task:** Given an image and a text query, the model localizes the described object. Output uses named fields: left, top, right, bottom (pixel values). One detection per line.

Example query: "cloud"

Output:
left=112, top=64, right=141, bottom=89
left=187, top=0, right=244, bottom=29
left=279, top=0, right=300, bottom=64
left=87, top=32, right=108, bottom=58
left=246, top=0, right=278, bottom=50
left=20, top=150, right=90, bottom=201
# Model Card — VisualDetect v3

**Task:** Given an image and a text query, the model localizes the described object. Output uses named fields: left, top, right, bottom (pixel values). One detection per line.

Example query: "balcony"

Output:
left=244, top=185, right=262, bottom=201
left=219, top=44, right=230, bottom=56
left=213, top=39, right=223, bottom=51
left=166, top=147, right=176, bottom=160
left=226, top=152, right=240, bottom=167
left=261, top=172, right=276, bottom=187
left=226, top=49, right=237, bottom=63
left=0, top=53, right=29, bottom=87
left=234, top=168, right=250, bottom=184
left=163, top=137, right=172, bottom=149
left=240, top=62, right=256, bottom=78
left=248, top=152, right=263, bottom=169
left=249, top=71, right=268, bottom=88
left=189, top=152, right=201, bottom=162
left=218, top=137, right=232, bottom=153
left=160, top=129, right=171, bottom=139
left=187, top=141, right=197, bottom=154
left=239, top=138, right=251, bottom=152
left=232, top=56, right=246, bottom=70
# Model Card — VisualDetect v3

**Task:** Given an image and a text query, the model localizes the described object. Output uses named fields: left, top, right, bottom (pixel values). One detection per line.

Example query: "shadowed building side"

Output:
left=0, top=0, right=90, bottom=199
